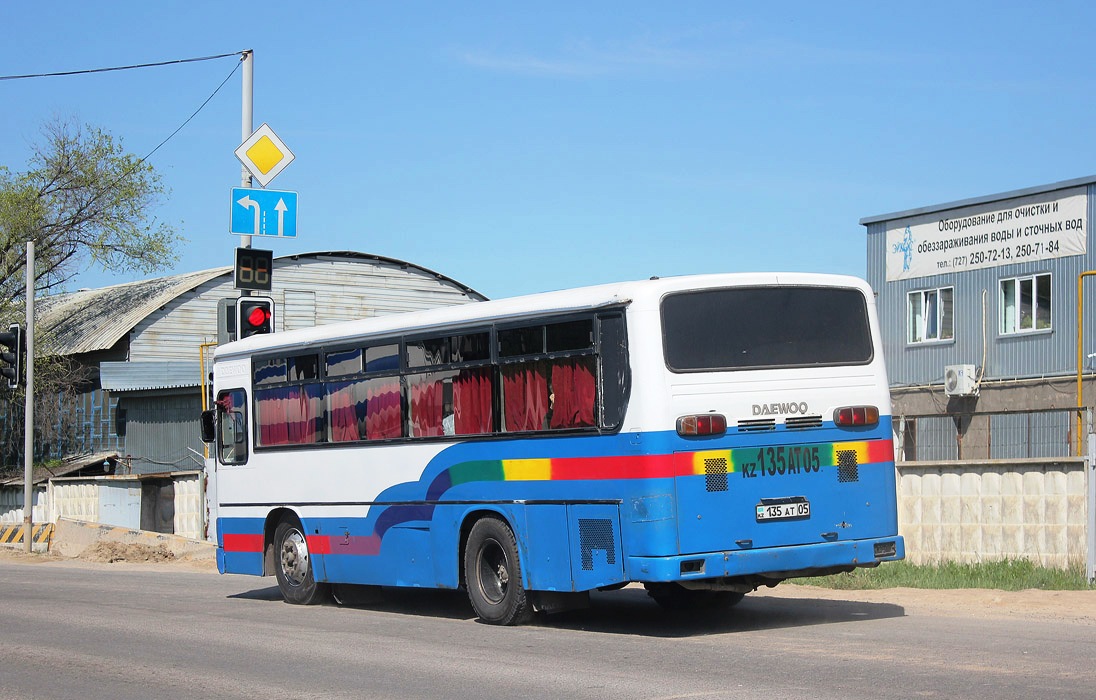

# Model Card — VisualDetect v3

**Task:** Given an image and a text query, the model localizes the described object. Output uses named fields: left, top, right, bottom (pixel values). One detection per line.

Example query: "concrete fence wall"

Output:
left=897, top=457, right=1088, bottom=568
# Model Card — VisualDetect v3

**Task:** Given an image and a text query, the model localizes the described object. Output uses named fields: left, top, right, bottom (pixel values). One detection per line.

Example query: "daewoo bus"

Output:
left=201, top=273, right=904, bottom=624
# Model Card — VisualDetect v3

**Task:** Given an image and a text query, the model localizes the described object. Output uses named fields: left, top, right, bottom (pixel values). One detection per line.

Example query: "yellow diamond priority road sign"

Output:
left=235, top=123, right=295, bottom=188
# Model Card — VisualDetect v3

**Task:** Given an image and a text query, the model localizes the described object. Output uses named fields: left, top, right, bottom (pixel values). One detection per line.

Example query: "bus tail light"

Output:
left=833, top=405, right=879, bottom=427
left=676, top=414, right=727, bottom=437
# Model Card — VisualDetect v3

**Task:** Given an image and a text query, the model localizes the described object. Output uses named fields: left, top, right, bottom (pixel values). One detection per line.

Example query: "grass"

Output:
left=794, top=559, right=1096, bottom=591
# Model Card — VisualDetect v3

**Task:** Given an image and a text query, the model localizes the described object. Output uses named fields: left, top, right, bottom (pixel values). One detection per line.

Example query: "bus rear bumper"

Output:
left=626, top=536, right=905, bottom=584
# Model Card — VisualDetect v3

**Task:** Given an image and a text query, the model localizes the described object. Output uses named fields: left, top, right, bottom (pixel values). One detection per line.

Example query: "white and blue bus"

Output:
left=201, top=273, right=904, bottom=624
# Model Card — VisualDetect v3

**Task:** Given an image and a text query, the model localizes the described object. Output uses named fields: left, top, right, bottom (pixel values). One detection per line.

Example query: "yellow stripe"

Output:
left=832, top=441, right=869, bottom=463
left=692, top=450, right=735, bottom=474
left=502, top=458, right=553, bottom=481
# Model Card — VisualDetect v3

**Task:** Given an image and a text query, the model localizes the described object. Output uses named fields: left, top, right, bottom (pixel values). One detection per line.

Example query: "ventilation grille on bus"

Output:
left=736, top=418, right=775, bottom=433
left=704, top=456, right=729, bottom=492
left=837, top=449, right=860, bottom=483
left=578, top=519, right=617, bottom=570
left=785, top=415, right=823, bottom=429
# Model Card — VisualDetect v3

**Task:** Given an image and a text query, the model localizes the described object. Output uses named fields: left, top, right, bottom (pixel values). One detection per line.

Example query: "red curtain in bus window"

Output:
left=549, top=357, right=596, bottom=429
left=410, top=376, right=444, bottom=437
left=454, top=367, right=492, bottom=434
left=503, top=362, right=549, bottom=431
left=286, top=385, right=322, bottom=444
left=328, top=383, right=359, bottom=442
left=257, top=388, right=288, bottom=446
left=366, top=379, right=402, bottom=440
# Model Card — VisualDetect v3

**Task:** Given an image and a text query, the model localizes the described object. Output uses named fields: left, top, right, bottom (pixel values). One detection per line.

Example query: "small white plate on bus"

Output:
left=756, top=499, right=810, bottom=521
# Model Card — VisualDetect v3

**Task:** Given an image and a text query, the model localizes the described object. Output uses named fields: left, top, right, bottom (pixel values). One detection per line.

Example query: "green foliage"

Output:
left=0, top=118, right=183, bottom=304
left=795, top=559, right=1095, bottom=591
left=0, top=118, right=184, bottom=466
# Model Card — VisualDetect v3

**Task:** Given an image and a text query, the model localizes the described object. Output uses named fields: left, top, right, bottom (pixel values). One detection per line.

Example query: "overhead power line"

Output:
left=0, top=51, right=246, bottom=81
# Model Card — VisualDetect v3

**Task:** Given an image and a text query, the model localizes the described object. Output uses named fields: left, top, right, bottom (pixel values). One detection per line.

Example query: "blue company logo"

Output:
left=891, top=226, right=915, bottom=271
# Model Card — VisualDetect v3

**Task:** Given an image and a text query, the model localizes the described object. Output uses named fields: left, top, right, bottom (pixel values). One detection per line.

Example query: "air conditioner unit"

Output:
left=944, top=364, right=978, bottom=397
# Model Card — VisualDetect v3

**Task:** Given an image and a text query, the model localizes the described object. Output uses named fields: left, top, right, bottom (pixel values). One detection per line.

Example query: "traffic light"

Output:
left=235, top=297, right=275, bottom=339
left=0, top=323, right=24, bottom=390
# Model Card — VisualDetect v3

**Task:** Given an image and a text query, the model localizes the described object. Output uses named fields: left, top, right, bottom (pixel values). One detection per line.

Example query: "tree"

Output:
left=0, top=118, right=183, bottom=305
left=0, top=118, right=184, bottom=469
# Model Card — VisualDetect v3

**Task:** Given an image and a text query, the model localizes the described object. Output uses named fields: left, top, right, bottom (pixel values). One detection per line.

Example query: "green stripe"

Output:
left=449, top=460, right=505, bottom=487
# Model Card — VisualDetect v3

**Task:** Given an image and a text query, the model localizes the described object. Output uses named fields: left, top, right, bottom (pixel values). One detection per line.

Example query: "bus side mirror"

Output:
left=200, top=410, right=216, bottom=443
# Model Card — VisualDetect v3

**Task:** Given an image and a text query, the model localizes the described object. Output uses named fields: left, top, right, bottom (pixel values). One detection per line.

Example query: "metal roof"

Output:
left=859, top=174, right=1096, bottom=225
left=35, top=250, right=486, bottom=356
left=99, top=361, right=201, bottom=391
left=0, top=452, right=119, bottom=486
left=36, top=267, right=227, bottom=356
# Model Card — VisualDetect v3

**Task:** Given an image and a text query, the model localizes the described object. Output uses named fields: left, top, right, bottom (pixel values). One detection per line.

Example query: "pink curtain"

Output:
left=328, top=384, right=359, bottom=442
left=454, top=368, right=493, bottom=434
left=257, top=389, right=286, bottom=446
left=410, top=377, right=444, bottom=437
left=366, top=381, right=402, bottom=440
left=257, top=386, right=322, bottom=445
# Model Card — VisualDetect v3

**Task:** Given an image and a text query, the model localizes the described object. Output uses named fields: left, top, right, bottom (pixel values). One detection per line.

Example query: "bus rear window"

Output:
left=661, top=286, right=873, bottom=371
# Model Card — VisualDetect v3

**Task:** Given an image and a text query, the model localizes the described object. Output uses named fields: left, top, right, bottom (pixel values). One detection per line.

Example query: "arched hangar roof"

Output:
left=35, top=250, right=486, bottom=356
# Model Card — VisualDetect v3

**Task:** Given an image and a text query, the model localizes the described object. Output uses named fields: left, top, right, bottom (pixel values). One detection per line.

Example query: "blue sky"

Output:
left=2, top=2, right=1094, bottom=300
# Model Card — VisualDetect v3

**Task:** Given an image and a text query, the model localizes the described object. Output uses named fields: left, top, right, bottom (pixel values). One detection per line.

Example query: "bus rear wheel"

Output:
left=273, top=519, right=329, bottom=605
left=464, top=516, right=533, bottom=625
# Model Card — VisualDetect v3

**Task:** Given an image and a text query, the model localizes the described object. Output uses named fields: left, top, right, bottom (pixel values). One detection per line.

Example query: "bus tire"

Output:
left=464, top=516, right=533, bottom=625
left=273, top=519, right=329, bottom=605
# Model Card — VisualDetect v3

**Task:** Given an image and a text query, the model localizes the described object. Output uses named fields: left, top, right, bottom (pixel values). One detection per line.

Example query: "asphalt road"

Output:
left=1, top=559, right=1093, bottom=700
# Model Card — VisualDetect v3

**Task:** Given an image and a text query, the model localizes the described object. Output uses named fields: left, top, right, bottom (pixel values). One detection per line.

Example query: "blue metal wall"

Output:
left=865, top=179, right=1096, bottom=387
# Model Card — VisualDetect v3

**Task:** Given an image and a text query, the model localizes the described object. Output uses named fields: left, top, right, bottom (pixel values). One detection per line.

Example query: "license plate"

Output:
left=756, top=499, right=810, bottom=521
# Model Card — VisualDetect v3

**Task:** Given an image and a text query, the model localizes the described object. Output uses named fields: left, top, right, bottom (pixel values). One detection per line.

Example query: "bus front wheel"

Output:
left=273, top=519, right=329, bottom=605
left=464, top=516, right=533, bottom=625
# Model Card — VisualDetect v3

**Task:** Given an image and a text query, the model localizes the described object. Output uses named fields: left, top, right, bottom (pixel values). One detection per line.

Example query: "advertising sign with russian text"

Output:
left=885, top=188, right=1087, bottom=281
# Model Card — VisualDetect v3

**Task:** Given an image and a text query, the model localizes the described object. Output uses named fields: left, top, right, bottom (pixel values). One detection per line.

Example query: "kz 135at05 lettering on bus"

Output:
left=201, top=272, right=903, bottom=625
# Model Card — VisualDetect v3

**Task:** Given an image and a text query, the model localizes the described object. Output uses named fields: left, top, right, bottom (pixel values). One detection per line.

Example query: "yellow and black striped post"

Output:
left=0, top=523, right=53, bottom=548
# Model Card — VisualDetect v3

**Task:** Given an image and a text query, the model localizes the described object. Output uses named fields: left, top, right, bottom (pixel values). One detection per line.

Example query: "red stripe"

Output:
left=866, top=439, right=894, bottom=464
left=223, top=533, right=264, bottom=552
left=551, top=454, right=677, bottom=480
left=307, top=535, right=332, bottom=554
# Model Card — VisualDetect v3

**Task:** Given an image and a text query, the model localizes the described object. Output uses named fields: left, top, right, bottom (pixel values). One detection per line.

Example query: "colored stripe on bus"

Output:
left=222, top=533, right=263, bottom=553
left=220, top=438, right=893, bottom=555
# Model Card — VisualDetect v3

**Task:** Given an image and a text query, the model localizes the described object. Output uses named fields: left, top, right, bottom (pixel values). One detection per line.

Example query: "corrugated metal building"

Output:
left=861, top=175, right=1096, bottom=459
left=22, top=251, right=486, bottom=474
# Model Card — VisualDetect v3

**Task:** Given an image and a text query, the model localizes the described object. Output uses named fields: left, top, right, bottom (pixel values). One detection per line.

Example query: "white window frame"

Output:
left=907, top=287, right=954, bottom=344
left=999, top=273, right=1052, bottom=335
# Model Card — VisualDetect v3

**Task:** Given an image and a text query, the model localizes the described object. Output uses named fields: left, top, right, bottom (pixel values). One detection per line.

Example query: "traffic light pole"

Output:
left=23, top=241, right=34, bottom=553
left=240, top=49, right=254, bottom=298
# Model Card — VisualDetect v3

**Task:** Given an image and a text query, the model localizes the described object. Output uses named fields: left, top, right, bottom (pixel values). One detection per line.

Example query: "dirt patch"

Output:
left=766, top=584, right=1096, bottom=624
left=1, top=540, right=217, bottom=571
left=78, top=540, right=177, bottom=564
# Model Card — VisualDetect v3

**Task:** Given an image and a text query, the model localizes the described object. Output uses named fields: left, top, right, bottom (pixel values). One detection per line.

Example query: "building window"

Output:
left=1000, top=273, right=1051, bottom=334
left=907, top=287, right=953, bottom=343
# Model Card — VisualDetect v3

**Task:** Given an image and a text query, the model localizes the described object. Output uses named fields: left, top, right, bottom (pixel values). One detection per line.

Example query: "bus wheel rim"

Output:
left=280, top=528, right=310, bottom=587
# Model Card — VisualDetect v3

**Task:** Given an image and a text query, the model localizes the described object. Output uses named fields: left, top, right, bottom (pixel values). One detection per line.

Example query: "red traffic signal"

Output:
left=235, top=297, right=275, bottom=339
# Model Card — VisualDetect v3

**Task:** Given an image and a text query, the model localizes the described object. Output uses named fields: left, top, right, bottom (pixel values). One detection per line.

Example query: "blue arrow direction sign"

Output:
left=230, top=187, right=299, bottom=238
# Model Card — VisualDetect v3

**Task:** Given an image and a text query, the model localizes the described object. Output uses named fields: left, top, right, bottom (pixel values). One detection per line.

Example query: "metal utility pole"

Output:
left=22, top=241, right=34, bottom=553
left=240, top=49, right=254, bottom=252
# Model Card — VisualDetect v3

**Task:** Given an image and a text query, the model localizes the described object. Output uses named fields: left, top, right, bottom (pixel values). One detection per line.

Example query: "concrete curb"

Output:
left=48, top=518, right=216, bottom=561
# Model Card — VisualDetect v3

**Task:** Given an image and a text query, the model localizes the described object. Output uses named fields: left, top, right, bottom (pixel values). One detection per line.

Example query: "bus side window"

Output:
left=217, top=389, right=249, bottom=465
